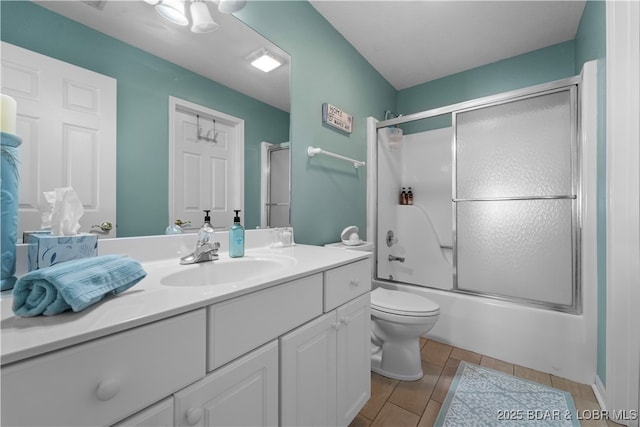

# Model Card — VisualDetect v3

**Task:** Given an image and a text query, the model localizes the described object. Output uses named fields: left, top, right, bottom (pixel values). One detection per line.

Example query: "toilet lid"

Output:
left=371, top=288, right=440, bottom=317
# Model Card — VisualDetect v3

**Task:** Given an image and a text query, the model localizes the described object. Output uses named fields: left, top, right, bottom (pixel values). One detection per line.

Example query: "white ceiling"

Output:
left=33, top=1, right=586, bottom=110
left=33, top=0, right=291, bottom=111
left=310, top=0, right=586, bottom=90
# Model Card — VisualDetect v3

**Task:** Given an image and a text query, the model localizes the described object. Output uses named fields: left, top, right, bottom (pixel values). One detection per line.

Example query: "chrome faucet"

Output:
left=180, top=241, right=220, bottom=265
left=388, top=254, right=405, bottom=263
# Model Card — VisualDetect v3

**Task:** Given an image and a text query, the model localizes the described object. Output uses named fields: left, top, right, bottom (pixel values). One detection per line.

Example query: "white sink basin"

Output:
left=160, top=255, right=295, bottom=287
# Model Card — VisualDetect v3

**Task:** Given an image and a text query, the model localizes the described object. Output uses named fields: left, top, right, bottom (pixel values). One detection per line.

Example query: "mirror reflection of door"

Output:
left=2, top=42, right=117, bottom=240
left=169, top=97, right=244, bottom=232
left=261, top=143, right=290, bottom=228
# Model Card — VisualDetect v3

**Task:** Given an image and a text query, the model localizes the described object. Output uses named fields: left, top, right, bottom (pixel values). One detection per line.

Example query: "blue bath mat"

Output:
left=435, top=361, right=580, bottom=426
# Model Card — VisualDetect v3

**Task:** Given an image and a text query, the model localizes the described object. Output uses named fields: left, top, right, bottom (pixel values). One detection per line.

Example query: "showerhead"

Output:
left=384, top=110, right=403, bottom=121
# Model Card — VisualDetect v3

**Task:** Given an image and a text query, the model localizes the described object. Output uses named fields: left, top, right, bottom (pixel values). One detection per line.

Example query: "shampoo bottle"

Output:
left=229, top=210, right=245, bottom=258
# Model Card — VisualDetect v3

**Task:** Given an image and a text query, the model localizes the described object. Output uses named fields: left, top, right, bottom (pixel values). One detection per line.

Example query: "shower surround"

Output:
left=366, top=62, right=599, bottom=384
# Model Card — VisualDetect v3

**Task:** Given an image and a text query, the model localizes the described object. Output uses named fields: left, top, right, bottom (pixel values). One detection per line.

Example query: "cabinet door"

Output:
left=174, top=341, right=278, bottom=427
left=336, top=293, right=371, bottom=426
left=280, top=312, right=337, bottom=427
left=113, top=397, right=173, bottom=427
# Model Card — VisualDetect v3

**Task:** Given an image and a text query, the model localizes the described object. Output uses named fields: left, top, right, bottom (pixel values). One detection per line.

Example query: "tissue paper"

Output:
left=42, top=187, right=84, bottom=236
left=24, top=187, right=96, bottom=271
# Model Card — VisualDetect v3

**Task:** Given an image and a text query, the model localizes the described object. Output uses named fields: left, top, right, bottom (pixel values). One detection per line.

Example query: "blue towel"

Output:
left=12, top=254, right=146, bottom=317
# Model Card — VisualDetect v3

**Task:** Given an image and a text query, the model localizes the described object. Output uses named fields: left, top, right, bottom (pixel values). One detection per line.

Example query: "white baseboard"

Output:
left=593, top=375, right=607, bottom=411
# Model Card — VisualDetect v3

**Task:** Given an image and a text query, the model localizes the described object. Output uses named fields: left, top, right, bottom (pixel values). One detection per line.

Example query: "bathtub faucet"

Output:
left=388, top=255, right=405, bottom=263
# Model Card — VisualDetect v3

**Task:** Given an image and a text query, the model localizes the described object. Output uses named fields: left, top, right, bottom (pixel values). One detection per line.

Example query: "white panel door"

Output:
left=170, top=98, right=243, bottom=231
left=173, top=340, right=278, bottom=427
left=280, top=311, right=338, bottom=427
left=1, top=42, right=117, bottom=238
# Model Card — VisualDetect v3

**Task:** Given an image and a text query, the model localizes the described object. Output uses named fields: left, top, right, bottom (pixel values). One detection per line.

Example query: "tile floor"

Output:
left=350, top=338, right=620, bottom=427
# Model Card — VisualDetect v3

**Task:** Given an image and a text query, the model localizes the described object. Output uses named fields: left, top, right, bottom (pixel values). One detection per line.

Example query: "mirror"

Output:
left=3, top=1, right=290, bottom=237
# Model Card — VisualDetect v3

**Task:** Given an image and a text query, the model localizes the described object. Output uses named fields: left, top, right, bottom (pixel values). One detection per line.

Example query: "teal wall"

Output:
left=0, top=1, right=290, bottom=235
left=236, top=1, right=397, bottom=245
left=575, top=0, right=607, bottom=385
left=397, top=40, right=576, bottom=132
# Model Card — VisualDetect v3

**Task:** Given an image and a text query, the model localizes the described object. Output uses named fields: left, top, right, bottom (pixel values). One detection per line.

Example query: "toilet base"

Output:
left=370, top=339, right=424, bottom=381
left=371, top=363, right=424, bottom=382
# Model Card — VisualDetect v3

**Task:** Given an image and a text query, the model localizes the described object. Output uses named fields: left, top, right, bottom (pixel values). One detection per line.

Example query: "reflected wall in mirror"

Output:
left=0, top=0, right=290, bottom=237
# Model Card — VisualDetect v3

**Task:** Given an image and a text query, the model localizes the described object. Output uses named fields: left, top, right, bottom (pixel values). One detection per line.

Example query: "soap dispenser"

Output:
left=197, top=210, right=215, bottom=246
left=229, top=210, right=245, bottom=258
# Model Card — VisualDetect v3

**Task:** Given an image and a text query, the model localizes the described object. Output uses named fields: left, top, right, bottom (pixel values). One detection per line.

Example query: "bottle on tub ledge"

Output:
left=399, top=187, right=414, bottom=205
left=229, top=210, right=245, bottom=258
left=400, top=187, right=407, bottom=205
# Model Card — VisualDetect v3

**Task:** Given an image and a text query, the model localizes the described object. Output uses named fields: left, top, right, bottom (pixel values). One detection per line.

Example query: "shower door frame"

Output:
left=451, top=85, right=581, bottom=314
left=374, top=75, right=583, bottom=314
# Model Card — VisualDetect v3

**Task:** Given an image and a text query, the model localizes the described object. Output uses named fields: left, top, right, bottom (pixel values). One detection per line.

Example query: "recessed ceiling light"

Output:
left=249, top=49, right=283, bottom=73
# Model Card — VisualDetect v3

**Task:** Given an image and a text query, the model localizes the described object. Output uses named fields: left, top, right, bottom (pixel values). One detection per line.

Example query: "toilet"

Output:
left=370, top=287, right=439, bottom=381
left=325, top=238, right=440, bottom=381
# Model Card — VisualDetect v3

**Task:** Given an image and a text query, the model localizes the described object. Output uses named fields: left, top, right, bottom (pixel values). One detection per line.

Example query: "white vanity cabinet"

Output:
left=280, top=259, right=371, bottom=427
left=1, top=248, right=372, bottom=427
left=1, top=310, right=206, bottom=427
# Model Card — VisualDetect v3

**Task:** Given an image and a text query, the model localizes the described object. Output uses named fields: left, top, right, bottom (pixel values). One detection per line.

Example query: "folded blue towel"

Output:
left=12, top=254, right=146, bottom=317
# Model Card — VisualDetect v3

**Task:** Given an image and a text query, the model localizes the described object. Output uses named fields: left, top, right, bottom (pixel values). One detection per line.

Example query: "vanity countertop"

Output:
left=1, top=233, right=371, bottom=366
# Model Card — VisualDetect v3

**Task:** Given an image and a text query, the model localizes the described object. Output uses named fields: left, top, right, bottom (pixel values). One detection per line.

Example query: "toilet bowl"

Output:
left=370, top=287, right=440, bottom=381
left=325, top=240, right=440, bottom=381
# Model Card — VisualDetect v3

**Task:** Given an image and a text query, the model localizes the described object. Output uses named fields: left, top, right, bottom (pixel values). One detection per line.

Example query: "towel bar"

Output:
left=307, top=146, right=365, bottom=169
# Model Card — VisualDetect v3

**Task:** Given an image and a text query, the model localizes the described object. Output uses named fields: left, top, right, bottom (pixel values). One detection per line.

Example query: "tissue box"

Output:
left=24, top=231, right=98, bottom=271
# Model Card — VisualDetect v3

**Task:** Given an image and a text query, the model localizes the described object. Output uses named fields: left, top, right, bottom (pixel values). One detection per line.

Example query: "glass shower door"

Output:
left=265, top=144, right=290, bottom=227
left=453, top=87, right=579, bottom=312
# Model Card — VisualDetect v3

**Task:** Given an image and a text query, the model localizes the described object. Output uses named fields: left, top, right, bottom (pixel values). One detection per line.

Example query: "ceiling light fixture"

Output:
left=190, top=0, right=219, bottom=33
left=155, top=0, right=188, bottom=26
left=217, top=0, right=247, bottom=14
left=147, top=0, right=246, bottom=34
left=248, top=49, right=283, bottom=73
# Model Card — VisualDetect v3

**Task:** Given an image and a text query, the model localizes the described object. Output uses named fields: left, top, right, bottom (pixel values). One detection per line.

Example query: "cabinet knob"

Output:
left=95, top=378, right=120, bottom=401
left=341, top=316, right=351, bottom=325
left=349, top=279, right=360, bottom=287
left=332, top=322, right=341, bottom=330
left=186, top=407, right=203, bottom=425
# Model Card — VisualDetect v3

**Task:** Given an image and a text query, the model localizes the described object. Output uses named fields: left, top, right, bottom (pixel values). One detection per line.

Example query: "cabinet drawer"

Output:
left=208, top=274, right=323, bottom=370
left=324, top=259, right=372, bottom=312
left=1, top=309, right=206, bottom=427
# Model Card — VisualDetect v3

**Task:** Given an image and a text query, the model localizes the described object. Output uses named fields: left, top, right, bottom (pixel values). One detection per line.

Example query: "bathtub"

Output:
left=374, top=279, right=596, bottom=384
